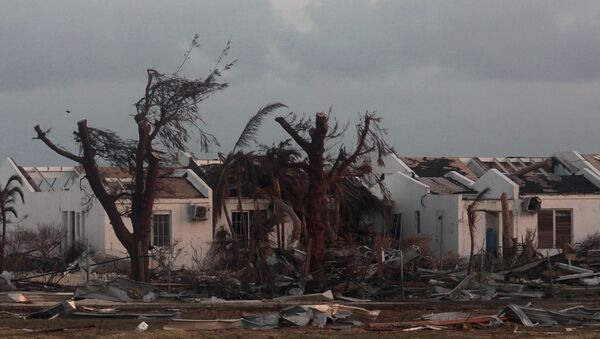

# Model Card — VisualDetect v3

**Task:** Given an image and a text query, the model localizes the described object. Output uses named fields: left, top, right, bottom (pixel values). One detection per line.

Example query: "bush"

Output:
left=4, top=224, right=65, bottom=272
left=575, top=232, right=600, bottom=254
left=91, top=252, right=130, bottom=275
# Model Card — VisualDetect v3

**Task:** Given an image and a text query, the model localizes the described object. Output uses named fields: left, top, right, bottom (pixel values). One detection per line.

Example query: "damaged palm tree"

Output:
left=0, top=175, right=24, bottom=272
left=207, top=103, right=290, bottom=242
left=34, top=36, right=233, bottom=281
left=275, top=111, right=391, bottom=281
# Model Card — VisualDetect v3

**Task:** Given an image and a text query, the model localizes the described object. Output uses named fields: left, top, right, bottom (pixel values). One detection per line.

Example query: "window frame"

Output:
left=537, top=209, right=573, bottom=249
left=151, top=212, right=172, bottom=247
left=231, top=211, right=251, bottom=245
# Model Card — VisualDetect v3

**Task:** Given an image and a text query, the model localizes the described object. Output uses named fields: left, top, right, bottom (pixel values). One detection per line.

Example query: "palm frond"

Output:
left=233, top=103, right=287, bottom=152
left=5, top=175, right=23, bottom=188
left=6, top=186, right=24, bottom=204
left=4, top=206, right=18, bottom=220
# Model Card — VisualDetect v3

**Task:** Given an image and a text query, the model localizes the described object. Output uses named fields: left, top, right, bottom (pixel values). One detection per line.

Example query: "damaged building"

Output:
left=0, top=157, right=214, bottom=267
left=374, top=151, right=600, bottom=259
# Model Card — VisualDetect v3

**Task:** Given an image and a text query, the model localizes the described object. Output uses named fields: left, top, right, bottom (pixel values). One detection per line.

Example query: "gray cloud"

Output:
left=1, top=0, right=600, bottom=165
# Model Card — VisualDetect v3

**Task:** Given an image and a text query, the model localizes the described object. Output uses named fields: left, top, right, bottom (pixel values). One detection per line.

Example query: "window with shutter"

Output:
left=537, top=210, right=554, bottom=249
left=555, top=210, right=572, bottom=248
left=537, top=209, right=573, bottom=249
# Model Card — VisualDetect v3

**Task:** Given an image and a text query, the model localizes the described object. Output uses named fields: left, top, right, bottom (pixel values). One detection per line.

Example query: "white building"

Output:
left=177, top=152, right=294, bottom=249
left=374, top=152, right=600, bottom=259
left=0, top=157, right=213, bottom=267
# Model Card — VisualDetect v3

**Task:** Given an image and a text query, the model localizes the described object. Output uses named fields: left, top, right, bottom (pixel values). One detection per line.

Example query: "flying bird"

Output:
left=65, top=110, right=71, bottom=114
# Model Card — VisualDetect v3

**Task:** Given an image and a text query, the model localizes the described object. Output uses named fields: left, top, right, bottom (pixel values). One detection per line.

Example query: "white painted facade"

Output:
left=176, top=152, right=295, bottom=248
left=377, top=152, right=600, bottom=259
left=0, top=157, right=214, bottom=268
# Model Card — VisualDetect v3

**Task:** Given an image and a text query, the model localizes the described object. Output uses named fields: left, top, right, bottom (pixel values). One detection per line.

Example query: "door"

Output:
left=485, top=212, right=500, bottom=255
left=436, top=211, right=444, bottom=259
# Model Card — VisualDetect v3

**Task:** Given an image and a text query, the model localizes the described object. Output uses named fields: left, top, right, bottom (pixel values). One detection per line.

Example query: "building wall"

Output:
left=421, top=194, right=461, bottom=258
left=382, top=171, right=462, bottom=258
left=458, top=199, right=507, bottom=258
left=103, top=197, right=213, bottom=268
left=215, top=198, right=294, bottom=247
left=0, top=158, right=102, bottom=251
left=515, top=194, right=600, bottom=250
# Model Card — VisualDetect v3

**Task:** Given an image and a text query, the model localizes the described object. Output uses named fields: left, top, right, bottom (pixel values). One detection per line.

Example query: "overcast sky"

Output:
left=1, top=0, right=600, bottom=165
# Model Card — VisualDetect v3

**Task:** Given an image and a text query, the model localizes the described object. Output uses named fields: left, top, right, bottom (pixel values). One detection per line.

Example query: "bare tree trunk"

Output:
left=501, top=193, right=514, bottom=259
left=275, top=112, right=382, bottom=281
left=468, top=213, right=476, bottom=274
left=467, top=188, right=490, bottom=274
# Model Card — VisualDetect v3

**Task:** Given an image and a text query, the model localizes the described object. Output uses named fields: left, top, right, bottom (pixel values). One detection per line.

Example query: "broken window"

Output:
left=152, top=213, right=171, bottom=247
left=537, top=209, right=572, bottom=248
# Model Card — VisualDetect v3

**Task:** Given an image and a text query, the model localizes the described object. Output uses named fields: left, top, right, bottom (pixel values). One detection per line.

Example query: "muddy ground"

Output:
left=1, top=298, right=600, bottom=337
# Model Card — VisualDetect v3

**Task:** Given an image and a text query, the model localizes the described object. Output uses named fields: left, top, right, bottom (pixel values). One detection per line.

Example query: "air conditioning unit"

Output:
left=189, top=205, right=209, bottom=221
left=522, top=196, right=542, bottom=213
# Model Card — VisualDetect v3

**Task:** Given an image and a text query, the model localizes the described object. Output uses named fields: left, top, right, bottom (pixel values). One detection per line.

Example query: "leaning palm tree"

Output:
left=0, top=175, right=24, bottom=271
left=212, top=103, right=288, bottom=237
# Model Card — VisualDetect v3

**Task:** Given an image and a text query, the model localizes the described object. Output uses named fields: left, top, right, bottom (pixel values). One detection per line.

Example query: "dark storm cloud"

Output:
left=277, top=1, right=600, bottom=82
left=1, top=0, right=600, bottom=165
left=0, top=0, right=277, bottom=91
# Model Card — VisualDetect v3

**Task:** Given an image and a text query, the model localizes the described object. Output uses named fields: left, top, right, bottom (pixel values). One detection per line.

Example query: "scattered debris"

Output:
left=135, top=321, right=148, bottom=333
left=0, top=271, right=16, bottom=291
left=27, top=300, right=76, bottom=319
left=274, top=290, right=334, bottom=302
left=75, top=277, right=157, bottom=302
left=165, top=318, right=245, bottom=330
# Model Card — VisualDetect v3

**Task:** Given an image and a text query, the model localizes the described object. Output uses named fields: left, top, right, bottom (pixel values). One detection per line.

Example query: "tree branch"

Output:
left=328, top=114, right=373, bottom=182
left=275, top=116, right=311, bottom=152
left=34, top=125, right=84, bottom=163
left=111, top=192, right=133, bottom=202
left=76, top=120, right=134, bottom=248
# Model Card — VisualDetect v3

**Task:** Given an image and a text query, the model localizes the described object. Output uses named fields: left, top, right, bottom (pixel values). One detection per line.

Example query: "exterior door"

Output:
left=436, top=211, right=444, bottom=259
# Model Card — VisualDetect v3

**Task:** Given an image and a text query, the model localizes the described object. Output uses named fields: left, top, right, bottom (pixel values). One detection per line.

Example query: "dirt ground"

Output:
left=2, top=299, right=600, bottom=338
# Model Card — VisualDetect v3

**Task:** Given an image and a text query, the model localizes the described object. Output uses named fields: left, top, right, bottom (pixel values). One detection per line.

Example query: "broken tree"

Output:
left=275, top=111, right=390, bottom=281
left=34, top=36, right=233, bottom=281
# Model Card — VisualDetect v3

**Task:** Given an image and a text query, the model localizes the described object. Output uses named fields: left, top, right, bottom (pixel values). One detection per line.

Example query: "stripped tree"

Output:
left=275, top=111, right=390, bottom=280
left=34, top=36, right=233, bottom=281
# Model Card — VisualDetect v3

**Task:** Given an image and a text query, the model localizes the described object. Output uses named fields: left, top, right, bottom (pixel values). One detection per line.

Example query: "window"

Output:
left=538, top=209, right=572, bottom=248
left=415, top=211, right=421, bottom=233
left=70, top=211, right=76, bottom=245
left=232, top=211, right=250, bottom=246
left=76, top=212, right=81, bottom=239
left=152, top=214, right=171, bottom=247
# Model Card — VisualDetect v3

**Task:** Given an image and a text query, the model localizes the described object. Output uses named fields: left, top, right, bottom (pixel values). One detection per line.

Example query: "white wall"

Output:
left=103, top=197, right=213, bottom=268
left=514, top=194, right=600, bottom=250
left=472, top=169, right=519, bottom=199
left=421, top=194, right=461, bottom=258
left=0, top=158, right=102, bottom=252
left=381, top=171, right=463, bottom=258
